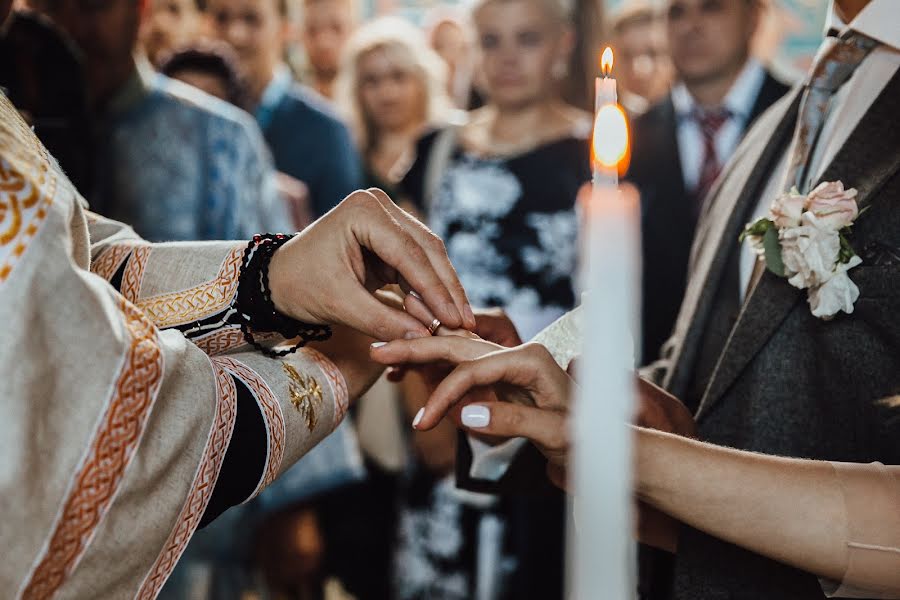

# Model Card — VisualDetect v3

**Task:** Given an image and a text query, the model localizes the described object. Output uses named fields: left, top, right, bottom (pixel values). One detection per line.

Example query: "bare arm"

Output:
left=634, top=427, right=900, bottom=595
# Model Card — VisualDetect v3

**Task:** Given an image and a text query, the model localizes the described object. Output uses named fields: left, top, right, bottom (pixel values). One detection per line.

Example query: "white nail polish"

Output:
left=370, top=341, right=387, bottom=348
left=461, top=405, right=490, bottom=428
left=412, top=408, right=425, bottom=429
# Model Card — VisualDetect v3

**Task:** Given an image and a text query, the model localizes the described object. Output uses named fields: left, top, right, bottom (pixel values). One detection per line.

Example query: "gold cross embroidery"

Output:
left=282, top=363, right=323, bottom=432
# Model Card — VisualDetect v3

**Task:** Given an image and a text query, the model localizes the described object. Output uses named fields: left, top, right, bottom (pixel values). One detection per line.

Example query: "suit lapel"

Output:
left=696, top=70, right=900, bottom=420
left=748, top=72, right=790, bottom=125
left=651, top=97, right=688, bottom=204
left=664, top=87, right=802, bottom=397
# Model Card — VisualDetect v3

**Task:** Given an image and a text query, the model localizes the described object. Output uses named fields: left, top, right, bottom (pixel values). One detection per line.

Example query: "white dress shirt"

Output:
left=738, top=0, right=900, bottom=299
left=672, top=58, right=767, bottom=192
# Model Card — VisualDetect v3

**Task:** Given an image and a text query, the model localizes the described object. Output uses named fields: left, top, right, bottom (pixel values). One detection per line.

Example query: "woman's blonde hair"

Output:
left=336, top=17, right=453, bottom=154
left=470, top=0, right=574, bottom=27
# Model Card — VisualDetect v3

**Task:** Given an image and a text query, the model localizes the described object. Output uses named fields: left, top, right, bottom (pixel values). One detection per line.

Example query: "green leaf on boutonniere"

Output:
left=838, top=232, right=857, bottom=264
left=739, top=217, right=772, bottom=243
left=762, top=226, right=785, bottom=277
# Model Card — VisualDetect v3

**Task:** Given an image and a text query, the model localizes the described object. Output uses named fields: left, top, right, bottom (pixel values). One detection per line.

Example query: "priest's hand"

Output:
left=267, top=188, right=476, bottom=341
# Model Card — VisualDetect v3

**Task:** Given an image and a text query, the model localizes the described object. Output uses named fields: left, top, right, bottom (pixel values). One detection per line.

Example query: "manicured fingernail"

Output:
left=405, top=330, right=427, bottom=340
left=412, top=408, right=425, bottom=429
left=463, top=304, right=476, bottom=328
left=409, top=290, right=422, bottom=300
left=461, top=405, right=490, bottom=428
left=370, top=342, right=387, bottom=349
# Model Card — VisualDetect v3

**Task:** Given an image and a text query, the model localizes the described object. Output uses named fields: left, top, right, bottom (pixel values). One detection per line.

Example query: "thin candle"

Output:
left=570, top=45, right=640, bottom=600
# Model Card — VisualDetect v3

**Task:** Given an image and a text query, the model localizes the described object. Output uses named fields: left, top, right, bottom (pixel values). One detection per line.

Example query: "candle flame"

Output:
left=600, top=47, right=614, bottom=77
left=591, top=103, right=629, bottom=172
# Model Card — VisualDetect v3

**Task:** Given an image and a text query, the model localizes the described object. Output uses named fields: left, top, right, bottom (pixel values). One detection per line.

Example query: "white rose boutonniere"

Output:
left=740, top=181, right=863, bottom=320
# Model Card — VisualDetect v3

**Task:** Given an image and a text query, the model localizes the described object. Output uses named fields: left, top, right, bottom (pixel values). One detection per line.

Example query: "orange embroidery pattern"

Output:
left=213, top=356, right=285, bottom=499
left=304, top=348, right=349, bottom=430
left=0, top=157, right=54, bottom=284
left=120, top=246, right=151, bottom=303
left=193, top=326, right=246, bottom=356
left=136, top=359, right=237, bottom=599
left=90, top=244, right=136, bottom=282
left=20, top=298, right=164, bottom=600
left=136, top=246, right=243, bottom=328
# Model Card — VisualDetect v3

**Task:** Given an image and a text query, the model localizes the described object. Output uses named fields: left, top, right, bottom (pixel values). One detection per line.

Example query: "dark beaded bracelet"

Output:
left=235, top=233, right=332, bottom=358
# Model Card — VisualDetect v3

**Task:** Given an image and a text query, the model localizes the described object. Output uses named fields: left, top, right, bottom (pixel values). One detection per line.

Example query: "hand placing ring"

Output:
left=428, top=318, right=442, bottom=335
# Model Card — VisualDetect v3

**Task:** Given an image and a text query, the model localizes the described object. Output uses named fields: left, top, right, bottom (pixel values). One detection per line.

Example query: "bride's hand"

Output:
left=370, top=338, right=574, bottom=470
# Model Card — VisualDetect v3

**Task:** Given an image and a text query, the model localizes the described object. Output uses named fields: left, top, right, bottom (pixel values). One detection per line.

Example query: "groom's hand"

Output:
left=634, top=377, right=696, bottom=437
left=268, top=189, right=476, bottom=341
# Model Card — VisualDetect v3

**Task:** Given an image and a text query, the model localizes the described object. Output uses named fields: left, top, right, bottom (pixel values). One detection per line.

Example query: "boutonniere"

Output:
left=740, top=181, right=864, bottom=320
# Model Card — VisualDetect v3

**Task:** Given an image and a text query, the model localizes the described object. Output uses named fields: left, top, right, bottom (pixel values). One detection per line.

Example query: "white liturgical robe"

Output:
left=0, top=92, right=349, bottom=599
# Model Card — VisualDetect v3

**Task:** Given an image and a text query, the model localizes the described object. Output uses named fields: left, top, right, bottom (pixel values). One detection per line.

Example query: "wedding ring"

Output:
left=428, top=318, right=441, bottom=335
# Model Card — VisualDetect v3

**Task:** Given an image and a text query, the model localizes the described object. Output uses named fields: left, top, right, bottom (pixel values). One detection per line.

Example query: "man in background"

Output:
left=140, top=0, right=204, bottom=66
left=40, top=0, right=290, bottom=241
left=208, top=0, right=362, bottom=218
left=299, top=0, right=355, bottom=99
left=608, top=0, right=673, bottom=116
left=628, top=0, right=789, bottom=366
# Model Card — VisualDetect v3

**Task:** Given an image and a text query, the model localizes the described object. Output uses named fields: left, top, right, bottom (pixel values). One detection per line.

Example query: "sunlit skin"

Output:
left=206, top=0, right=287, bottom=104
left=302, top=0, right=354, bottom=97
left=139, top=0, right=201, bottom=66
left=665, top=0, right=759, bottom=106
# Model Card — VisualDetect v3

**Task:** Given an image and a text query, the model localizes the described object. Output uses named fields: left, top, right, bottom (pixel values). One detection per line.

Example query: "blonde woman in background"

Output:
left=391, top=0, right=590, bottom=596
left=336, top=17, right=453, bottom=196
left=427, top=10, right=481, bottom=109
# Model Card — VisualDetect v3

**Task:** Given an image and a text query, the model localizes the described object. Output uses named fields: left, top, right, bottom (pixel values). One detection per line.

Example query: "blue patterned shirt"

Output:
left=90, top=59, right=290, bottom=241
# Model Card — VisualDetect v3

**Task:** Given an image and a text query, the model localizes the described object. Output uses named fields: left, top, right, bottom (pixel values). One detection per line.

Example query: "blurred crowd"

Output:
left=0, top=0, right=795, bottom=598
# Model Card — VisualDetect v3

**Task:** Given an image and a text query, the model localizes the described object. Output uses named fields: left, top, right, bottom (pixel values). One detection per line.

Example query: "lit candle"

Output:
left=570, top=47, right=641, bottom=600
left=595, top=47, right=617, bottom=111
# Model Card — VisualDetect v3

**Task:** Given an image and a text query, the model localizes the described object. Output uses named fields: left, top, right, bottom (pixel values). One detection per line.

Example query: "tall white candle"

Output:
left=569, top=48, right=640, bottom=599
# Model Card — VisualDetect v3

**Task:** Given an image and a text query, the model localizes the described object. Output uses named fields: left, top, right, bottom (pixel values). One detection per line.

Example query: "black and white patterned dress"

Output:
left=394, top=127, right=588, bottom=600
left=402, top=127, right=590, bottom=340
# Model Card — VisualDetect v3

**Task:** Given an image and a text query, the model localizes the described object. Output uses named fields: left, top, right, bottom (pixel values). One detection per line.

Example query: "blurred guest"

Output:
left=0, top=8, right=93, bottom=195
left=159, top=42, right=316, bottom=229
left=609, top=0, right=673, bottom=115
left=157, top=40, right=249, bottom=106
left=39, top=0, right=290, bottom=242
left=628, top=0, right=789, bottom=366
left=208, top=0, right=363, bottom=218
left=402, top=0, right=589, bottom=342
left=427, top=11, right=480, bottom=109
left=398, top=0, right=589, bottom=595
left=140, top=0, right=203, bottom=67
left=336, top=17, right=452, bottom=195
left=300, top=0, right=355, bottom=99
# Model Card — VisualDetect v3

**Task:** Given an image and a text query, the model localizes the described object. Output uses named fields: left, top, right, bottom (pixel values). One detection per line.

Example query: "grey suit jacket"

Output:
left=647, top=70, right=900, bottom=599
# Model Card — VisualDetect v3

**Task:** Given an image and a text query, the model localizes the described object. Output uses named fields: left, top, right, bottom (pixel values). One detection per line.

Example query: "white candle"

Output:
left=595, top=47, right=617, bottom=111
left=569, top=48, right=640, bottom=599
